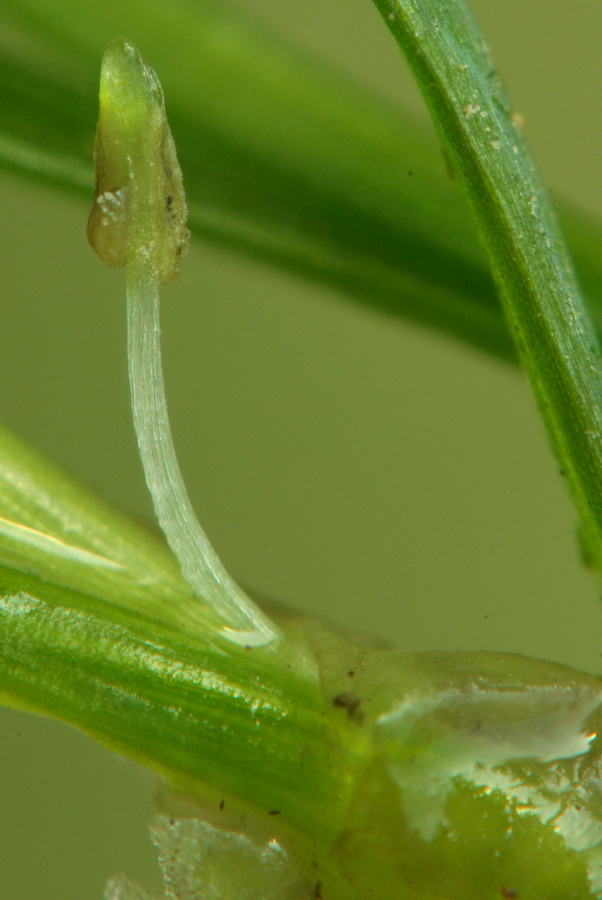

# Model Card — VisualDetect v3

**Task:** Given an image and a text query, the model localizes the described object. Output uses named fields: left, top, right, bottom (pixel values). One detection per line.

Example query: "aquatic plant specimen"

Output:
left=87, top=37, right=277, bottom=648
left=2, top=0, right=602, bottom=890
left=81, top=36, right=602, bottom=899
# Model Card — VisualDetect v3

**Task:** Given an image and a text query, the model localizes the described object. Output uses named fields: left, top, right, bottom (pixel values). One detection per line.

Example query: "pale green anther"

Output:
left=87, top=37, right=189, bottom=284
left=87, top=38, right=279, bottom=647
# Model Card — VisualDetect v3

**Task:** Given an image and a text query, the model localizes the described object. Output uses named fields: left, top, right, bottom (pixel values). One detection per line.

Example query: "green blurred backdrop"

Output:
left=2, top=0, right=602, bottom=896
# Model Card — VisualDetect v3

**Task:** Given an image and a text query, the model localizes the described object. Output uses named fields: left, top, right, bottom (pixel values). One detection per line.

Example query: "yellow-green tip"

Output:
left=87, top=37, right=189, bottom=285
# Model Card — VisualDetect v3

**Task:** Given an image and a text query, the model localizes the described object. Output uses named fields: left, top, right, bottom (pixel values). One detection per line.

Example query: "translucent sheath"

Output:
left=87, top=38, right=277, bottom=645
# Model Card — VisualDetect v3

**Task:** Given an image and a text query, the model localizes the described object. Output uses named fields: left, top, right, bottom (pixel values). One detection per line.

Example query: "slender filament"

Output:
left=89, top=38, right=279, bottom=646
left=127, top=259, right=278, bottom=645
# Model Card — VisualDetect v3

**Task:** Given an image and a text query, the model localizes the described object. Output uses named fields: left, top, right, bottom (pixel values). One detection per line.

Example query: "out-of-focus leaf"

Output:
left=2, top=0, right=601, bottom=362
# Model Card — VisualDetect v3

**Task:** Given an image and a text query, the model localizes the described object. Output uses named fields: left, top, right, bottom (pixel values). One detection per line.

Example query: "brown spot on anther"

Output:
left=219, top=799, right=225, bottom=810
left=269, top=809, right=281, bottom=815
left=244, top=644, right=253, bottom=651
left=347, top=670, right=355, bottom=678
left=314, top=881, right=323, bottom=898
left=501, top=889, right=519, bottom=899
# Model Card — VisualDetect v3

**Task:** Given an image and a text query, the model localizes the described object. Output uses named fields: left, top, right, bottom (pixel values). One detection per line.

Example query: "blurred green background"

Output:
left=2, top=0, right=602, bottom=896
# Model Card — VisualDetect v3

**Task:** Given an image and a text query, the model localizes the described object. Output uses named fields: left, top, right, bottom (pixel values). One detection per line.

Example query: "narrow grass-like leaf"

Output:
left=1, top=0, right=602, bottom=363
left=0, top=422, right=213, bottom=631
left=370, top=0, right=602, bottom=572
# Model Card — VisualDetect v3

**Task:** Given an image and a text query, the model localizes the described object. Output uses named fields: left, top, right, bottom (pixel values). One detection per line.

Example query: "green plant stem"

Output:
left=0, top=564, right=348, bottom=847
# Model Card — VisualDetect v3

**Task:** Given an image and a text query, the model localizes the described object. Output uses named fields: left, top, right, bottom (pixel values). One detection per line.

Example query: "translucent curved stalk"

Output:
left=126, top=259, right=278, bottom=645
left=88, top=37, right=278, bottom=646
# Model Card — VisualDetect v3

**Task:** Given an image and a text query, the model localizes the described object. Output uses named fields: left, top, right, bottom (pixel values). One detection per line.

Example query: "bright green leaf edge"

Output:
left=370, top=0, right=602, bottom=573
left=2, top=0, right=602, bottom=364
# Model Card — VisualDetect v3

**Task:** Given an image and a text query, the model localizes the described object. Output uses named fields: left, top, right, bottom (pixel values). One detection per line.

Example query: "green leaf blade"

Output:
left=371, top=0, right=602, bottom=569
